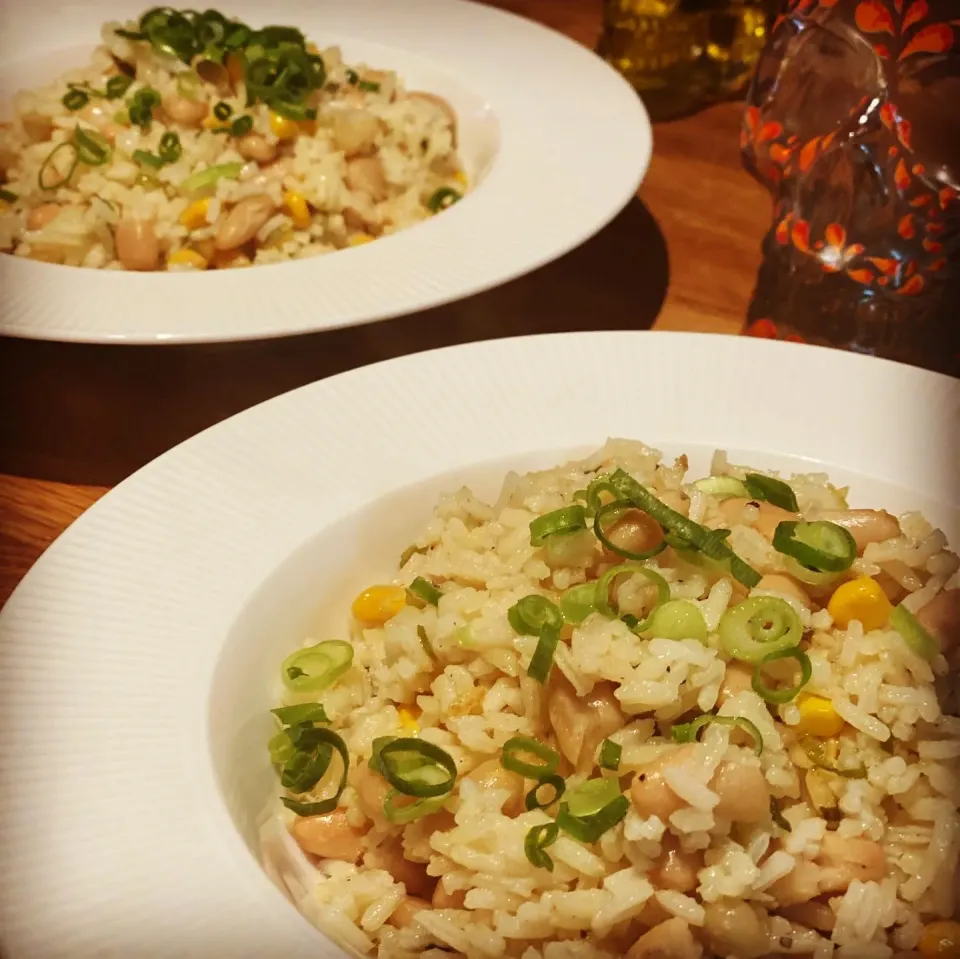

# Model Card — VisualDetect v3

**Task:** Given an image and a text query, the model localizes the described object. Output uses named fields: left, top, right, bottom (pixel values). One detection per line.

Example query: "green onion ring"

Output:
left=38, top=142, right=79, bottom=190
left=556, top=794, right=629, bottom=843
left=524, top=822, right=559, bottom=870
left=427, top=187, right=462, bottom=213
left=643, top=598, right=708, bottom=642
left=73, top=126, right=112, bottom=166
left=408, top=576, right=442, bottom=607
left=744, top=473, right=799, bottom=512
left=229, top=114, right=253, bottom=136
left=800, top=736, right=867, bottom=779
left=268, top=728, right=295, bottom=765
left=179, top=161, right=244, bottom=194
left=603, top=469, right=761, bottom=587
left=0, top=188, right=18, bottom=203
left=529, top=505, right=588, bottom=547
left=718, top=595, right=803, bottom=664
left=158, top=130, right=182, bottom=163
left=378, top=738, right=458, bottom=798
left=133, top=149, right=164, bottom=169
left=508, top=595, right=563, bottom=636
left=565, top=778, right=622, bottom=818
left=213, top=100, right=233, bottom=121
left=62, top=88, right=89, bottom=111
left=594, top=499, right=667, bottom=561
left=417, top=625, right=437, bottom=660
left=383, top=789, right=448, bottom=824
left=272, top=702, right=330, bottom=725
left=751, top=647, right=812, bottom=704
left=670, top=713, right=764, bottom=755
left=559, top=582, right=598, bottom=625
left=501, top=737, right=560, bottom=779
left=527, top=624, right=560, bottom=683
left=281, top=639, right=354, bottom=692
left=598, top=739, right=622, bottom=771
left=280, top=725, right=349, bottom=808
left=525, top=774, right=566, bottom=810
left=890, top=603, right=938, bottom=662
left=693, top=476, right=749, bottom=500
left=773, top=521, right=857, bottom=573
left=595, top=563, right=669, bottom=631
left=105, top=75, right=134, bottom=99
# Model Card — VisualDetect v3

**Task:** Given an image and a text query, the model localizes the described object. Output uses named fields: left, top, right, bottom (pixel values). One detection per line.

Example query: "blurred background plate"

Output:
left=0, top=0, right=651, bottom=343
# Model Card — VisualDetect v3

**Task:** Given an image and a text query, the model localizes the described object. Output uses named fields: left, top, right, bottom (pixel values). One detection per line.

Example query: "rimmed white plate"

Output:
left=0, top=0, right=651, bottom=344
left=1, top=332, right=957, bottom=958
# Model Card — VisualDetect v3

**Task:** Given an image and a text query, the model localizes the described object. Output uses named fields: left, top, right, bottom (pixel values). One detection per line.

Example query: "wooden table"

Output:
left=0, top=0, right=771, bottom=605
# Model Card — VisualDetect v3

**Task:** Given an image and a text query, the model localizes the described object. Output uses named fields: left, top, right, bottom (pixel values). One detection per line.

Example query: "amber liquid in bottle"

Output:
left=598, top=0, right=775, bottom=121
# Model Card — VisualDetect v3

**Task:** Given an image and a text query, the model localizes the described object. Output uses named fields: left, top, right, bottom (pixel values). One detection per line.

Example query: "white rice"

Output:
left=261, top=440, right=959, bottom=958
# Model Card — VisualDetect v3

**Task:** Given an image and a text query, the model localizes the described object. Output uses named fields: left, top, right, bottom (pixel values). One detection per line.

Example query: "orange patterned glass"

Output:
left=741, top=0, right=959, bottom=376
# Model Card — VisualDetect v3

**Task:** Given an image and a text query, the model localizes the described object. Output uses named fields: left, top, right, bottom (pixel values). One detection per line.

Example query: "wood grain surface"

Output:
left=0, top=0, right=771, bottom=605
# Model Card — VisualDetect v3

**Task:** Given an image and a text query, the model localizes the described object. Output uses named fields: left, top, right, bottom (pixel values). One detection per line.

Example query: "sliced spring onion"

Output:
left=357, top=79, right=381, bottom=92
left=427, top=187, right=462, bottom=213
left=598, top=739, right=622, bottom=771
left=377, top=738, right=457, bottom=798
left=0, top=188, right=18, bottom=203
left=595, top=563, right=669, bottom=631
left=417, top=624, right=437, bottom=660
left=770, top=797, right=792, bottom=832
left=133, top=149, right=164, bottom=169
left=693, top=476, right=749, bottom=500
left=268, top=729, right=295, bottom=764
left=718, top=595, right=803, bottom=664
left=280, top=725, right=349, bottom=812
left=566, top=777, right=621, bottom=818
left=73, top=126, right=111, bottom=165
left=346, top=68, right=359, bottom=84
left=782, top=555, right=841, bottom=588
left=501, top=737, right=560, bottom=779
left=801, top=736, right=867, bottom=779
left=773, top=521, right=857, bottom=573
left=671, top=713, right=764, bottom=755
left=528, top=624, right=560, bottom=683
left=158, top=130, right=182, bottom=163
left=644, top=599, right=708, bottom=642
left=38, top=142, right=79, bottom=190
left=408, top=576, right=442, bottom=607
left=179, top=161, right=244, bottom=194
left=272, top=702, right=330, bottom=725
left=744, top=473, right=799, bottom=512
left=383, top=789, right=448, bottom=824
left=594, top=500, right=666, bottom=561
left=399, top=543, right=429, bottom=567
left=230, top=114, right=253, bottom=136
left=890, top=603, right=938, bottom=662
left=105, top=75, right=134, bottom=99
left=508, top=595, right=563, bottom=636
left=63, top=88, right=89, bottom=111
left=529, top=506, right=588, bottom=546
left=751, top=647, right=812, bottom=704
left=127, top=86, right=161, bottom=127
left=559, top=582, right=598, bottom=625
left=214, top=100, right=233, bottom=120
left=556, top=793, right=629, bottom=843
left=524, top=822, right=559, bottom=870
left=604, top=469, right=761, bottom=587
left=282, top=639, right=354, bottom=692
left=525, top=774, right=566, bottom=810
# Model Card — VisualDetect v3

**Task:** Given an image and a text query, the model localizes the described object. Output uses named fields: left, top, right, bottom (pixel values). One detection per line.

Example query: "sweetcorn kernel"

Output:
left=166, top=248, right=209, bottom=269
left=351, top=585, right=406, bottom=626
left=828, top=577, right=892, bottom=631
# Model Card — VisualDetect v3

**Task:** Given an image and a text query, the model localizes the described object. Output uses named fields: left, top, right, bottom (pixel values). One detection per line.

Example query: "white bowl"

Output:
left=1, top=332, right=957, bottom=958
left=0, top=0, right=652, bottom=343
